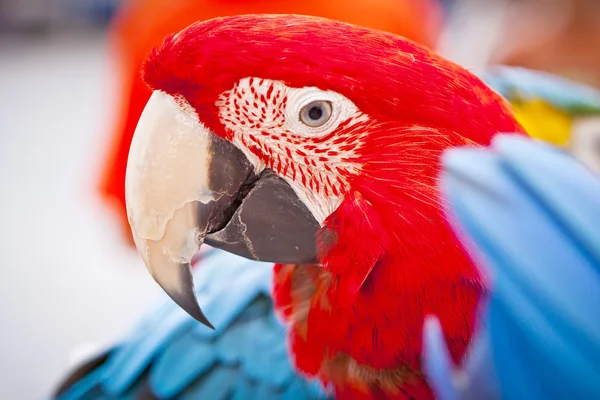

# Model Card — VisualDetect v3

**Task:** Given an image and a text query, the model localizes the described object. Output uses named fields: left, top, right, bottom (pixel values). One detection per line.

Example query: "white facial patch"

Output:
left=216, top=78, right=369, bottom=223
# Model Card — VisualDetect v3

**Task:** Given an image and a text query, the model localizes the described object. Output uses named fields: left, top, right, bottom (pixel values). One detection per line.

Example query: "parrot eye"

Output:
left=218, top=79, right=362, bottom=141
left=283, top=86, right=359, bottom=138
left=299, top=100, right=332, bottom=127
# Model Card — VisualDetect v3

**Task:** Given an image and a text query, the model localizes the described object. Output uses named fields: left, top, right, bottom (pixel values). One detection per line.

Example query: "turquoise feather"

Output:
left=55, top=250, right=331, bottom=400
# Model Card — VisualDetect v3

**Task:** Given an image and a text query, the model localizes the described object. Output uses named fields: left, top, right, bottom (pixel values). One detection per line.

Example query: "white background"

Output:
left=0, top=32, right=161, bottom=399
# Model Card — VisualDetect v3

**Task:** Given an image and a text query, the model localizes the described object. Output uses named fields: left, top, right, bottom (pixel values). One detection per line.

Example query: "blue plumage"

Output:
left=425, top=134, right=600, bottom=399
left=479, top=66, right=600, bottom=114
left=55, top=250, right=331, bottom=399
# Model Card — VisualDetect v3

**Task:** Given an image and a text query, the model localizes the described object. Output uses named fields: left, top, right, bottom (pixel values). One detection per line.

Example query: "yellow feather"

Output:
left=511, top=100, right=572, bottom=146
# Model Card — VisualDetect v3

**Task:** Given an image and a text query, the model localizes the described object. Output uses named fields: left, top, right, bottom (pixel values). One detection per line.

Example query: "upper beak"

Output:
left=125, top=91, right=320, bottom=328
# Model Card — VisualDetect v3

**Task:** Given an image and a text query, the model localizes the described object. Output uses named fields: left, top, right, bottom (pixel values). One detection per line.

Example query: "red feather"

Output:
left=144, top=15, right=527, bottom=399
left=99, top=1, right=442, bottom=241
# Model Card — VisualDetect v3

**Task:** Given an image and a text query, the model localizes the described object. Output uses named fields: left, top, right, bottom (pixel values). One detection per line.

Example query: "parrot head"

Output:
left=126, top=15, right=524, bottom=397
left=100, top=0, right=445, bottom=243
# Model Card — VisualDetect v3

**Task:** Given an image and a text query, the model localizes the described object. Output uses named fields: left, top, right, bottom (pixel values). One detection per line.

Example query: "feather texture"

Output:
left=425, top=134, right=600, bottom=399
left=54, top=249, right=331, bottom=400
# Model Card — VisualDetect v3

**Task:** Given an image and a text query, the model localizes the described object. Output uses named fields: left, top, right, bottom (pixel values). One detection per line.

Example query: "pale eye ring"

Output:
left=299, top=100, right=333, bottom=127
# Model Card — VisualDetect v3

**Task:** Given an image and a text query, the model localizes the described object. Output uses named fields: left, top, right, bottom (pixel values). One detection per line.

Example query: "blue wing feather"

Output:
left=58, top=368, right=108, bottom=400
left=150, top=332, right=217, bottom=398
left=479, top=66, right=600, bottom=114
left=425, top=134, right=600, bottom=399
left=180, top=366, right=238, bottom=400
left=55, top=250, right=331, bottom=400
left=231, top=376, right=255, bottom=400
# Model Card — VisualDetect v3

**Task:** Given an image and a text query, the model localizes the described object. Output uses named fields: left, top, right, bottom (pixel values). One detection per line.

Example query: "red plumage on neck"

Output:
left=272, top=127, right=508, bottom=399
left=142, top=14, right=526, bottom=398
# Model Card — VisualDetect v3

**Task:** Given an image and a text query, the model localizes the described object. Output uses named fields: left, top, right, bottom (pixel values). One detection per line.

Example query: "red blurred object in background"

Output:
left=98, top=0, right=444, bottom=243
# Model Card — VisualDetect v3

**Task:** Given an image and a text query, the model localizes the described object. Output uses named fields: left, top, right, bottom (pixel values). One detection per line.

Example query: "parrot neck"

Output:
left=270, top=109, right=524, bottom=398
left=273, top=169, right=485, bottom=399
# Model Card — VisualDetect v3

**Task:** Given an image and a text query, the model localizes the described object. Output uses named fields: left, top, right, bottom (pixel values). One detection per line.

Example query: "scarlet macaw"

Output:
left=425, top=134, right=600, bottom=399
left=57, top=15, right=529, bottom=400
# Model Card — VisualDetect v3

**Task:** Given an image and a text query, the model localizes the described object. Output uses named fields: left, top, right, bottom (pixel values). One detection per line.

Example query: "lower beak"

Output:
left=125, top=91, right=320, bottom=328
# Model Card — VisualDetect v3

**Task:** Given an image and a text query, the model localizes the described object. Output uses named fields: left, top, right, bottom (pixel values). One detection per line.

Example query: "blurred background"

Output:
left=0, top=0, right=598, bottom=398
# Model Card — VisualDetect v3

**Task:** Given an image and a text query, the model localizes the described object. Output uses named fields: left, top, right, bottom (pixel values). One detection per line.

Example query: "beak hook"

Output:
left=163, top=261, right=214, bottom=329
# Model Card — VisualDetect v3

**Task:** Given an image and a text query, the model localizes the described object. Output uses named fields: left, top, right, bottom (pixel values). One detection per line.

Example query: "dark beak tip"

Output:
left=168, top=290, right=215, bottom=329
left=159, top=262, right=215, bottom=330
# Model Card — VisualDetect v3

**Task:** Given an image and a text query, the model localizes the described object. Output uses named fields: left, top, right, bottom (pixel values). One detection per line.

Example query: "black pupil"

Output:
left=308, top=106, right=323, bottom=120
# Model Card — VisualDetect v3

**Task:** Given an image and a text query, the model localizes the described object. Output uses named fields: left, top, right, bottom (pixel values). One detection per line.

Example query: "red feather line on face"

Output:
left=215, top=78, right=368, bottom=200
left=142, top=15, right=526, bottom=399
